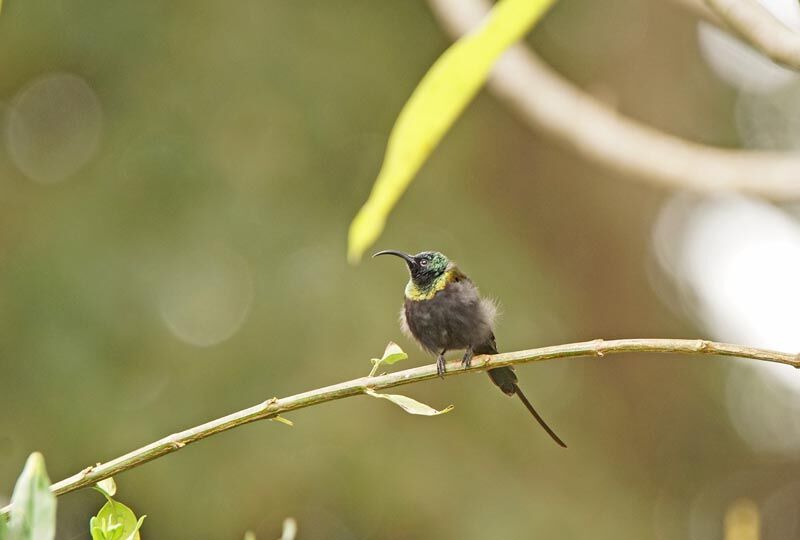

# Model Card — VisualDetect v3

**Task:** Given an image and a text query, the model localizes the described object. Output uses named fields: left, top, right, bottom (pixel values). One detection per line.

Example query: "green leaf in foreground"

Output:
left=365, top=389, right=454, bottom=416
left=8, top=452, right=56, bottom=540
left=90, top=497, right=145, bottom=540
left=347, top=0, right=557, bottom=263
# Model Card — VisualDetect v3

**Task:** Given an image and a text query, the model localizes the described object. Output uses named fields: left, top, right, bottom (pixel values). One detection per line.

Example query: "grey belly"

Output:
left=404, top=293, right=489, bottom=353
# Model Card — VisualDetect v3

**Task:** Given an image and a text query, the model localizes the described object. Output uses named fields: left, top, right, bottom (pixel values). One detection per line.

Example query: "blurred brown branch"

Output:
left=672, top=0, right=726, bottom=26
left=1, top=337, right=797, bottom=516
left=698, top=0, right=800, bottom=70
left=428, top=0, right=800, bottom=199
left=674, top=0, right=800, bottom=73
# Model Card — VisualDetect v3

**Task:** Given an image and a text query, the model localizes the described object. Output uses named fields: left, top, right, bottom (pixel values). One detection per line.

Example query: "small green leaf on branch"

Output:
left=381, top=342, right=408, bottom=365
left=270, top=416, right=294, bottom=427
left=369, top=342, right=408, bottom=376
left=96, top=478, right=117, bottom=497
left=365, top=389, right=453, bottom=416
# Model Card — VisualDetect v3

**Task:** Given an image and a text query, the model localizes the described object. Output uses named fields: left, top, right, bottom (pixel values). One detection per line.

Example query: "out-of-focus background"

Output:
left=2, top=0, right=800, bottom=538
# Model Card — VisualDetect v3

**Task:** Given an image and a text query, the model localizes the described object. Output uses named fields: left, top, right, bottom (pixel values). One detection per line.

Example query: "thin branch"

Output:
left=428, top=0, right=800, bottom=200
left=672, top=0, right=726, bottom=27
left=703, top=0, right=800, bottom=70
left=1, top=337, right=798, bottom=516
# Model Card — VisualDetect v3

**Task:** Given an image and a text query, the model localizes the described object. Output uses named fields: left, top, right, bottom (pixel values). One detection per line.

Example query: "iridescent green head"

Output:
left=373, top=250, right=451, bottom=290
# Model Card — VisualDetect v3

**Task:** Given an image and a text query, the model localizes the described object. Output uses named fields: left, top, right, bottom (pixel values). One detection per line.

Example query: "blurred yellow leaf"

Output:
left=347, top=0, right=556, bottom=263
left=724, top=498, right=760, bottom=540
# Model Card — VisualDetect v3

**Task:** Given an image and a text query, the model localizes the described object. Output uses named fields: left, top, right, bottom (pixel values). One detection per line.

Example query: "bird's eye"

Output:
left=420, top=259, right=428, bottom=266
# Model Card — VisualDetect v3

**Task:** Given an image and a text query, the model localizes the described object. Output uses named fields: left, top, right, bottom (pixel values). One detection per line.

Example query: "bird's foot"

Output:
left=436, top=354, right=446, bottom=379
left=462, top=349, right=474, bottom=369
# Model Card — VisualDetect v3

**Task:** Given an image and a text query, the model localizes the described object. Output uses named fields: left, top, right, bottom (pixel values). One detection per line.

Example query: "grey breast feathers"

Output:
left=402, top=278, right=498, bottom=353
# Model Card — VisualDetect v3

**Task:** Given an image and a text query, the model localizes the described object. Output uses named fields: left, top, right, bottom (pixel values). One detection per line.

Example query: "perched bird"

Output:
left=374, top=249, right=566, bottom=448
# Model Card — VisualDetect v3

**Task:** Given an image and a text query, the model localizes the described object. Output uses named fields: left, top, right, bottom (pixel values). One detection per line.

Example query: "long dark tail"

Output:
left=512, top=381, right=567, bottom=448
left=479, top=337, right=566, bottom=448
left=487, top=366, right=567, bottom=448
left=487, top=367, right=567, bottom=448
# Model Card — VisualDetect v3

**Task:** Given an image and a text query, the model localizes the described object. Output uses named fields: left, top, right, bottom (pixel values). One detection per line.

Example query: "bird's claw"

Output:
left=462, top=349, right=474, bottom=369
left=436, top=354, right=446, bottom=379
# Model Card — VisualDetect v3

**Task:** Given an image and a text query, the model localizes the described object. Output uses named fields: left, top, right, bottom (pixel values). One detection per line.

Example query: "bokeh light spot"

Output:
left=158, top=247, right=254, bottom=347
left=6, top=73, right=103, bottom=184
left=726, top=363, right=800, bottom=454
left=723, top=499, right=759, bottom=540
left=655, top=195, right=800, bottom=353
left=654, top=194, right=800, bottom=453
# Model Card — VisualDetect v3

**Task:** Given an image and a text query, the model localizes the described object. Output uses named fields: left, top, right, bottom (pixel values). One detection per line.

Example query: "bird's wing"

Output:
left=475, top=332, right=498, bottom=355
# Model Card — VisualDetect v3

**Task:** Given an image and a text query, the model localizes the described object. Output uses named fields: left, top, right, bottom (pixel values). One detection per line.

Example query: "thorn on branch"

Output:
left=696, top=339, right=711, bottom=352
left=592, top=339, right=606, bottom=356
left=262, top=397, right=279, bottom=408
left=80, top=464, right=98, bottom=478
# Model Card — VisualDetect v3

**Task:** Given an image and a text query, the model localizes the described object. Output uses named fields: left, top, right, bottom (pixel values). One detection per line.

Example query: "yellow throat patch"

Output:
left=404, top=269, right=462, bottom=301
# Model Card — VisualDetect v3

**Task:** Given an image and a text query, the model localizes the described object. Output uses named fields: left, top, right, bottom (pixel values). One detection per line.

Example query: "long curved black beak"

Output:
left=373, top=250, right=416, bottom=268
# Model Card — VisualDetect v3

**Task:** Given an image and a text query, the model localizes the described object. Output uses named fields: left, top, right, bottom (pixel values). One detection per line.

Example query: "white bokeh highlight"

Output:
left=698, top=0, right=800, bottom=93
left=654, top=194, right=800, bottom=454
left=6, top=73, right=103, bottom=184
left=158, top=247, right=254, bottom=347
left=726, top=361, right=800, bottom=453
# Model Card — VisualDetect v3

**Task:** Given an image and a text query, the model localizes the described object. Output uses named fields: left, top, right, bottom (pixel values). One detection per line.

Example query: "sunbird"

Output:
left=374, top=249, right=566, bottom=447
